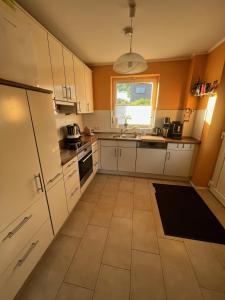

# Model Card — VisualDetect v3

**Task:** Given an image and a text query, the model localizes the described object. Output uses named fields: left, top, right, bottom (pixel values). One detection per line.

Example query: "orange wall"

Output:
left=91, top=60, right=190, bottom=110
left=192, top=41, right=225, bottom=187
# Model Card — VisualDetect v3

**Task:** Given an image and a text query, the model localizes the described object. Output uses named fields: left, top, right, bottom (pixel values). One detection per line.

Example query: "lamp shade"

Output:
left=113, top=52, right=148, bottom=74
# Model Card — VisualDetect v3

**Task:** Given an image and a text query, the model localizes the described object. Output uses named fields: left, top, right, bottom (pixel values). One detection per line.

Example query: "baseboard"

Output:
left=209, top=186, right=225, bottom=207
left=189, top=180, right=208, bottom=190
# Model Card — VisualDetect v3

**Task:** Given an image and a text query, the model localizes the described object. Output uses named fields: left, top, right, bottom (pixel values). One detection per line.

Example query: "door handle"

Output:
left=34, top=173, right=44, bottom=192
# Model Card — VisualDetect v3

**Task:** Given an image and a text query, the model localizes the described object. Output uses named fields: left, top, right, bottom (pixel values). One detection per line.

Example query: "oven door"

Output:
left=78, top=150, right=93, bottom=186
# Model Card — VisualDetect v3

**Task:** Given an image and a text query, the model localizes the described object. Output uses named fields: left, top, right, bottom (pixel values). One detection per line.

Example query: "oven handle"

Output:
left=81, top=153, right=92, bottom=163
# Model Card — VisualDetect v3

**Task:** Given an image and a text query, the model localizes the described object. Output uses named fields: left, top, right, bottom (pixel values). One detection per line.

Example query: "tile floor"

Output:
left=16, top=174, right=225, bottom=300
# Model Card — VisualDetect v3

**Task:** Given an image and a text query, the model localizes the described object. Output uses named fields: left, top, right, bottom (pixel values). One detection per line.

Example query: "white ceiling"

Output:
left=17, top=0, right=225, bottom=64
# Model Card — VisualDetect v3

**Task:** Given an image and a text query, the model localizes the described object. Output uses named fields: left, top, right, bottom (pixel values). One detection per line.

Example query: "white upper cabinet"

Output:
left=0, top=1, right=37, bottom=86
left=63, top=48, right=76, bottom=102
left=84, top=65, right=94, bottom=113
left=30, top=20, right=53, bottom=91
left=0, top=85, right=44, bottom=232
left=26, top=90, right=62, bottom=190
left=73, top=55, right=86, bottom=112
left=48, top=34, right=67, bottom=101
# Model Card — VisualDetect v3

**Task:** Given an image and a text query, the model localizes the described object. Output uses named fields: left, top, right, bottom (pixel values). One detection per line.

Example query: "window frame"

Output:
left=111, top=74, right=159, bottom=129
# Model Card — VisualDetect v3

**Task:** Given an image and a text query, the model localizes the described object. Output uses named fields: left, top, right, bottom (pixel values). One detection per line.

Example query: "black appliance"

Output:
left=78, top=145, right=93, bottom=186
left=66, top=123, right=81, bottom=149
left=168, top=121, right=183, bottom=140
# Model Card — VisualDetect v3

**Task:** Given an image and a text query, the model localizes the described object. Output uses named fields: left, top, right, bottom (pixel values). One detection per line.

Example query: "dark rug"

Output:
left=153, top=183, right=225, bottom=244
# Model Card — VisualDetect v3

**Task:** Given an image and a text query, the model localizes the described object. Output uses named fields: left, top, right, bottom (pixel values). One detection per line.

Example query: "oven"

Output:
left=78, top=145, right=93, bottom=186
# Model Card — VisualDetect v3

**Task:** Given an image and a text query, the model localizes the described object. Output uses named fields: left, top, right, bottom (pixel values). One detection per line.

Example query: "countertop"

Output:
left=60, top=133, right=200, bottom=166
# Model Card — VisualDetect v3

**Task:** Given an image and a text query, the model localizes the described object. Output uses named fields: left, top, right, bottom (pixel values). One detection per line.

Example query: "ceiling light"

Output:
left=113, top=0, right=147, bottom=75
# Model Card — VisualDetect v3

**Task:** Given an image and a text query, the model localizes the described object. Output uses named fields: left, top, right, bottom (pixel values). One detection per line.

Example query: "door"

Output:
left=101, top=146, right=118, bottom=171
left=30, top=20, right=53, bottom=91
left=84, top=65, right=94, bottom=112
left=164, top=150, right=193, bottom=177
left=47, top=179, right=68, bottom=234
left=118, top=147, right=136, bottom=172
left=63, top=48, right=76, bottom=102
left=48, top=34, right=66, bottom=101
left=73, top=55, right=86, bottom=113
left=27, top=90, right=62, bottom=191
left=216, top=160, right=225, bottom=199
left=0, top=85, right=44, bottom=232
left=0, top=1, right=37, bottom=86
left=136, top=148, right=166, bottom=174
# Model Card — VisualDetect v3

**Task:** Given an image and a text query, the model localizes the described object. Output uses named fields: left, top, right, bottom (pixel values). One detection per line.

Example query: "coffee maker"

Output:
left=162, top=117, right=170, bottom=138
left=168, top=121, right=183, bottom=140
left=65, top=123, right=81, bottom=149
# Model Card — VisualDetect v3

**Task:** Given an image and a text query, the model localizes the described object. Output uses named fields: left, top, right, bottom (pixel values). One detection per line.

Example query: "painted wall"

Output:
left=91, top=60, right=190, bottom=110
left=192, top=41, right=225, bottom=187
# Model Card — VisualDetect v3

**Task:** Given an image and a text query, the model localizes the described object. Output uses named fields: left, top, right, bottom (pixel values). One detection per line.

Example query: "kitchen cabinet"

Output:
left=101, top=146, right=118, bottom=171
left=136, top=148, right=166, bottom=174
left=84, top=65, right=94, bottom=113
left=92, top=141, right=99, bottom=173
left=118, top=147, right=136, bottom=172
left=26, top=90, right=63, bottom=191
left=63, top=47, right=76, bottom=102
left=30, top=20, right=53, bottom=91
left=0, top=85, right=46, bottom=233
left=0, top=1, right=37, bottom=86
left=73, top=55, right=86, bottom=113
left=164, top=143, right=195, bottom=177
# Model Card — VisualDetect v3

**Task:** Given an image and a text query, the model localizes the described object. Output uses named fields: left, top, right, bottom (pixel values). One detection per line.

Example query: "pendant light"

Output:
left=113, top=0, right=147, bottom=74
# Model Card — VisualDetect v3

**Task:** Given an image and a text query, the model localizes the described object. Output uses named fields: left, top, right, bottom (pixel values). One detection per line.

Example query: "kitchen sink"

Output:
left=113, top=133, right=137, bottom=139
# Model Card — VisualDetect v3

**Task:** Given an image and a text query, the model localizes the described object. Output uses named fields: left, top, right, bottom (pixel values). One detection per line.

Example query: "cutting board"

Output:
left=141, top=135, right=165, bottom=142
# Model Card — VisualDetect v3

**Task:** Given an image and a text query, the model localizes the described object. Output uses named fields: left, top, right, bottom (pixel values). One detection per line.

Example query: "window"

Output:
left=111, top=76, right=159, bottom=127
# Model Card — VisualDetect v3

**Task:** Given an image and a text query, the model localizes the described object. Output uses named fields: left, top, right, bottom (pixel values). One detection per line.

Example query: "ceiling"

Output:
left=17, top=0, right=225, bottom=64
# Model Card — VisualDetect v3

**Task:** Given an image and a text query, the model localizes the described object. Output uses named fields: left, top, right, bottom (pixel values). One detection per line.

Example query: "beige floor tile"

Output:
left=16, top=235, right=80, bottom=300
left=133, top=193, right=152, bottom=210
left=131, top=250, right=166, bottom=300
left=184, top=239, right=225, bottom=292
left=102, top=217, right=132, bottom=269
left=81, top=193, right=100, bottom=203
left=65, top=225, right=108, bottom=289
left=201, top=288, right=225, bottom=300
left=119, top=177, right=134, bottom=192
left=56, top=283, right=93, bottom=300
left=132, top=210, right=159, bottom=254
left=61, top=202, right=95, bottom=238
left=159, top=238, right=203, bottom=300
left=89, top=197, right=115, bottom=227
left=107, top=175, right=121, bottom=181
left=113, top=191, right=133, bottom=219
left=211, top=243, right=225, bottom=269
left=93, top=264, right=130, bottom=300
left=101, top=180, right=119, bottom=196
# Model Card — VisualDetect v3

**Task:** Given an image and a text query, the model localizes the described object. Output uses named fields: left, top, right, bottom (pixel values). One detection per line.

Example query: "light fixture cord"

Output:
left=129, top=17, right=133, bottom=53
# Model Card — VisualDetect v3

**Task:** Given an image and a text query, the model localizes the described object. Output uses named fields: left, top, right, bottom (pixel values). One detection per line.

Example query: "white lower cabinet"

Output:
left=0, top=220, right=53, bottom=300
left=101, top=146, right=118, bottom=171
left=118, top=147, right=136, bottom=172
left=46, top=179, right=68, bottom=234
left=164, top=143, right=195, bottom=177
left=136, top=148, right=166, bottom=174
left=92, top=141, right=99, bottom=174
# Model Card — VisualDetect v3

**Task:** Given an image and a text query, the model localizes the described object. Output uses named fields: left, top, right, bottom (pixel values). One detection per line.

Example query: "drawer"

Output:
left=66, top=186, right=81, bottom=212
left=0, top=196, right=49, bottom=275
left=62, top=157, right=78, bottom=175
left=64, top=169, right=80, bottom=196
left=167, top=143, right=194, bottom=151
left=100, top=140, right=117, bottom=147
left=117, top=141, right=137, bottom=148
left=0, top=220, right=53, bottom=300
left=92, top=141, right=98, bottom=153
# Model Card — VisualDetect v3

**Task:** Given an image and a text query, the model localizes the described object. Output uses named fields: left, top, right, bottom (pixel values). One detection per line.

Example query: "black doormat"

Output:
left=153, top=183, right=225, bottom=244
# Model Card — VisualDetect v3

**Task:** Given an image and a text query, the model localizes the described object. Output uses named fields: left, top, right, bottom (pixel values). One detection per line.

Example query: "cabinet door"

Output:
left=101, top=146, right=117, bottom=171
left=63, top=48, right=76, bottom=102
left=136, top=148, right=166, bottom=174
left=48, top=34, right=66, bottom=101
left=84, top=65, right=94, bottom=113
left=27, top=90, right=62, bottom=191
left=30, top=20, right=54, bottom=91
left=73, top=55, right=86, bottom=113
left=0, top=86, right=44, bottom=232
left=47, top=179, right=68, bottom=234
left=118, top=147, right=136, bottom=172
left=164, top=150, right=193, bottom=177
left=0, top=1, right=37, bottom=86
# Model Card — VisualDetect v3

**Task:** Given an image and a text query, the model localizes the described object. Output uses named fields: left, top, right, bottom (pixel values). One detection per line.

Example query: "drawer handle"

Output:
left=66, top=161, right=75, bottom=168
left=47, top=173, right=61, bottom=184
left=14, top=240, right=39, bottom=269
left=94, top=162, right=98, bottom=166
left=2, top=215, right=33, bottom=242
left=67, top=170, right=77, bottom=179
left=70, top=187, right=79, bottom=197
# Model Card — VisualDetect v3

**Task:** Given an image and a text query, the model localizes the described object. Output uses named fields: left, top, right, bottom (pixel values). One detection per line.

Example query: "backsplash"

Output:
left=55, top=112, right=83, bottom=141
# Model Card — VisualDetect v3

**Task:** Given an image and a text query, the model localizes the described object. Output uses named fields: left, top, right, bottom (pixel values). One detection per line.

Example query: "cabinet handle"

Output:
left=70, top=187, right=79, bottom=197
left=167, top=152, right=170, bottom=160
left=114, top=148, right=117, bottom=157
left=67, top=170, right=77, bottom=179
left=66, top=161, right=75, bottom=168
left=14, top=240, right=39, bottom=269
left=47, top=173, right=61, bottom=184
left=62, top=86, right=67, bottom=98
left=120, top=148, right=122, bottom=157
left=77, top=101, right=81, bottom=112
left=68, top=87, right=72, bottom=99
left=34, top=173, right=44, bottom=193
left=2, top=215, right=33, bottom=242
left=94, top=162, right=98, bottom=167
